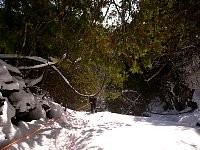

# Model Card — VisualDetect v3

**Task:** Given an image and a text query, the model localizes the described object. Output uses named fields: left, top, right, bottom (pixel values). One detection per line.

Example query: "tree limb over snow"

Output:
left=25, top=73, right=44, bottom=88
left=52, top=65, right=106, bottom=97
left=0, top=54, right=57, bottom=70
left=0, top=54, right=105, bottom=97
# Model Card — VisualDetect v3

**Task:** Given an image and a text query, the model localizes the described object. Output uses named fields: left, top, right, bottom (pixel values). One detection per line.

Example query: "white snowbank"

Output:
left=0, top=101, right=200, bottom=150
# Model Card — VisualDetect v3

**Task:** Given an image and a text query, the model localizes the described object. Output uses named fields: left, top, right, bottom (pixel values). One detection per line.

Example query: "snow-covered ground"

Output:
left=1, top=54, right=200, bottom=149
left=0, top=100, right=200, bottom=150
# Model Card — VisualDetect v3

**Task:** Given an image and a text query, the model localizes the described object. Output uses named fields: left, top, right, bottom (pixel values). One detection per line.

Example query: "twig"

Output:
left=102, top=3, right=111, bottom=23
left=125, top=103, right=134, bottom=115
left=22, top=23, right=27, bottom=50
left=112, top=0, right=122, bottom=20
left=145, top=63, right=167, bottom=82
left=122, top=91, right=141, bottom=106
left=37, top=5, right=70, bottom=33
left=17, top=62, right=56, bottom=69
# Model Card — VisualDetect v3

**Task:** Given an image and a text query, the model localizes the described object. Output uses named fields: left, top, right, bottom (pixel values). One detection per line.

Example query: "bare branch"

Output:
left=145, top=63, right=167, bottom=82
left=22, top=23, right=28, bottom=50
left=112, top=0, right=122, bottom=19
left=102, top=3, right=111, bottom=22
left=25, top=73, right=44, bottom=87
left=51, top=65, right=106, bottom=97
left=17, top=62, right=55, bottom=69
left=121, top=90, right=141, bottom=106
left=0, top=54, right=58, bottom=63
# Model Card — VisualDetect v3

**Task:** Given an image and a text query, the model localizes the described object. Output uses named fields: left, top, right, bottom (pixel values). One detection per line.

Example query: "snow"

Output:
left=1, top=55, right=199, bottom=150
left=0, top=65, right=13, bottom=83
left=193, top=90, right=200, bottom=107
left=9, top=90, right=36, bottom=112
left=0, top=100, right=200, bottom=150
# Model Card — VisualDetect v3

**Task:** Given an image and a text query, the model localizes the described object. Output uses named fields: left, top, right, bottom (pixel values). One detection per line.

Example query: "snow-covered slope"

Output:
left=0, top=101, right=200, bottom=150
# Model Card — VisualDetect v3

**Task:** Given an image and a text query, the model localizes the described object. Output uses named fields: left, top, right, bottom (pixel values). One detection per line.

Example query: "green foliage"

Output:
left=0, top=0, right=199, bottom=102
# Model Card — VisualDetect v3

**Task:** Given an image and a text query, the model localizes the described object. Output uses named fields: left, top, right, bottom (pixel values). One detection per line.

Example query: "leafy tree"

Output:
left=107, top=0, right=199, bottom=73
left=0, top=0, right=199, bottom=109
left=0, top=0, right=127, bottom=101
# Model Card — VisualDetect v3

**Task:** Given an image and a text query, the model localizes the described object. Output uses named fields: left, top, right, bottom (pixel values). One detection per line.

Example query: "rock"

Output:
left=0, top=64, right=13, bottom=83
left=0, top=64, right=20, bottom=94
left=0, top=93, right=5, bottom=115
left=9, top=76, right=36, bottom=113
left=9, top=90, right=36, bottom=112
left=0, top=59, right=21, bottom=74
left=0, top=81, right=19, bottom=91
left=12, top=76, right=26, bottom=89
left=0, top=93, right=15, bottom=125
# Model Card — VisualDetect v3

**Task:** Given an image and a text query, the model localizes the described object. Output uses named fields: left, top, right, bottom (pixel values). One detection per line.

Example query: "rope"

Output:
left=0, top=54, right=102, bottom=149
left=0, top=103, right=90, bottom=150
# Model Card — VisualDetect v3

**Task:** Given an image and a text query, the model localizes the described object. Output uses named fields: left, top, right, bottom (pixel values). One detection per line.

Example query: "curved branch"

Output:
left=22, top=23, right=27, bottom=50
left=17, top=62, right=55, bottom=69
left=0, top=54, right=57, bottom=69
left=52, top=65, right=106, bottom=97
left=25, top=72, right=44, bottom=87
left=0, top=54, right=57, bottom=64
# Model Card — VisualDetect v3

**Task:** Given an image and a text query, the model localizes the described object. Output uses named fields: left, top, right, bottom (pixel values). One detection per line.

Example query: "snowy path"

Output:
left=1, top=109, right=200, bottom=150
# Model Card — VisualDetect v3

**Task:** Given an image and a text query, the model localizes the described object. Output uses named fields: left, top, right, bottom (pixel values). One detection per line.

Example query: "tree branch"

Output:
left=22, top=23, right=27, bottom=50
left=0, top=54, right=105, bottom=97
left=145, top=63, right=167, bottom=82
